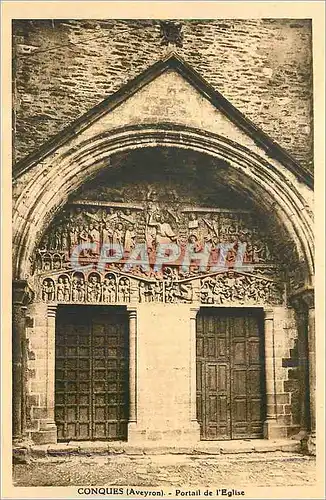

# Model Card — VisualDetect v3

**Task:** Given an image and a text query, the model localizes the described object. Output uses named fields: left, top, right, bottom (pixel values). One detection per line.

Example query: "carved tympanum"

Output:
left=33, top=183, right=291, bottom=305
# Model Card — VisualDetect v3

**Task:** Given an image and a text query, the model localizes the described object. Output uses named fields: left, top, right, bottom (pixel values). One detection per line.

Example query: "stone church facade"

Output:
left=12, top=20, right=315, bottom=453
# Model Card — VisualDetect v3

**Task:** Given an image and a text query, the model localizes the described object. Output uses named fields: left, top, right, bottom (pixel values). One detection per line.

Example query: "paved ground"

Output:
left=13, top=452, right=316, bottom=488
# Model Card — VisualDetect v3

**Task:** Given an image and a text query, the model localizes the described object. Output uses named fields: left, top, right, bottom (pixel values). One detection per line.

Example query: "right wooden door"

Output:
left=196, top=309, right=265, bottom=440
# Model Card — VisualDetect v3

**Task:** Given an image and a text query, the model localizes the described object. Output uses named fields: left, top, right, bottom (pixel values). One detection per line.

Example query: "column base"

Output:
left=12, top=446, right=32, bottom=464
left=290, top=429, right=308, bottom=441
left=31, top=420, right=57, bottom=445
left=12, top=435, right=34, bottom=447
left=12, top=436, right=34, bottom=464
left=305, top=430, right=316, bottom=456
left=263, top=419, right=287, bottom=439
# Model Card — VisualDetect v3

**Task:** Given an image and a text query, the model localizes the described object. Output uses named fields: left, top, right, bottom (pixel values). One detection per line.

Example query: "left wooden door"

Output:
left=55, top=306, right=129, bottom=441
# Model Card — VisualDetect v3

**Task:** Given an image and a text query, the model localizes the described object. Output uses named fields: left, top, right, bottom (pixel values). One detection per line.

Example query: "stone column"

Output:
left=127, top=307, right=137, bottom=428
left=188, top=307, right=200, bottom=442
left=190, top=307, right=199, bottom=423
left=292, top=298, right=309, bottom=438
left=302, top=290, right=315, bottom=454
left=291, top=288, right=315, bottom=453
left=37, top=305, right=58, bottom=443
left=263, top=309, right=278, bottom=438
left=12, top=280, right=33, bottom=444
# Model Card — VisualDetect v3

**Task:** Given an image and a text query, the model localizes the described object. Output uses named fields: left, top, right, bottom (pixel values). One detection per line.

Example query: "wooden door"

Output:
left=196, top=309, right=265, bottom=440
left=55, top=306, right=129, bottom=441
left=196, top=313, right=231, bottom=439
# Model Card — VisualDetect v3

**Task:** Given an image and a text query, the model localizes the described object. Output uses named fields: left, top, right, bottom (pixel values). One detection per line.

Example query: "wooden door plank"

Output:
left=230, top=312, right=265, bottom=439
left=55, top=308, right=92, bottom=441
left=197, top=309, right=265, bottom=441
left=196, top=311, right=231, bottom=440
left=55, top=306, right=129, bottom=442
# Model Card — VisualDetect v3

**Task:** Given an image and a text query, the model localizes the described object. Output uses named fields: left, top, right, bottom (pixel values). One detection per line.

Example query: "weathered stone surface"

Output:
left=11, top=20, right=315, bottom=453
left=13, top=447, right=31, bottom=464
left=12, top=19, right=312, bottom=172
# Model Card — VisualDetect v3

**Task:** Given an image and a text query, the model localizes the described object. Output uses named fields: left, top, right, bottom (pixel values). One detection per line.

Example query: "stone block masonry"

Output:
left=10, top=18, right=315, bottom=453
left=12, top=19, right=313, bottom=172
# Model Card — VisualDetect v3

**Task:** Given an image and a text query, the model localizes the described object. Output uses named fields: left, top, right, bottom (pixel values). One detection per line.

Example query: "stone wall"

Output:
left=274, top=307, right=302, bottom=436
left=131, top=304, right=199, bottom=442
left=12, top=19, right=313, bottom=172
left=23, top=302, right=302, bottom=443
left=25, top=301, right=50, bottom=443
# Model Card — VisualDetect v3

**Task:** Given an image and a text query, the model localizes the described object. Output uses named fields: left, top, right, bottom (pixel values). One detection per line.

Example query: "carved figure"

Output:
left=102, top=277, right=116, bottom=303
left=188, top=213, right=199, bottom=231
left=154, top=282, right=163, bottom=302
left=118, top=278, right=130, bottom=302
left=102, top=222, right=113, bottom=246
left=148, top=213, right=177, bottom=247
left=201, top=278, right=215, bottom=304
left=139, top=282, right=146, bottom=303
left=93, top=276, right=101, bottom=302
left=203, top=217, right=219, bottom=245
left=49, top=227, right=61, bottom=251
left=71, top=278, right=79, bottom=302
left=253, top=243, right=265, bottom=263
left=108, top=278, right=117, bottom=302
left=102, top=279, right=109, bottom=303
left=57, top=278, right=65, bottom=301
left=160, top=20, right=183, bottom=47
left=42, top=279, right=55, bottom=302
left=43, top=255, right=52, bottom=271
left=146, top=283, right=155, bottom=302
left=39, top=234, right=49, bottom=251
left=79, top=279, right=86, bottom=302
left=124, top=223, right=136, bottom=254
left=89, top=223, right=101, bottom=256
left=213, top=278, right=224, bottom=304
left=87, top=275, right=101, bottom=302
left=112, top=222, right=125, bottom=255
left=70, top=225, right=79, bottom=252
left=188, top=234, right=202, bottom=254
left=61, top=228, right=69, bottom=251
left=63, top=277, right=70, bottom=301
left=53, top=254, right=62, bottom=270
left=243, top=242, right=253, bottom=264
left=87, top=278, right=94, bottom=302
left=78, top=225, right=88, bottom=256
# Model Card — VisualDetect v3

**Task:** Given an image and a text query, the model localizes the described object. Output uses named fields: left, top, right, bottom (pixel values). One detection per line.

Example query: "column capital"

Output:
left=190, top=307, right=200, bottom=320
left=13, top=280, right=34, bottom=305
left=264, top=309, right=274, bottom=321
left=47, top=305, right=58, bottom=318
left=301, top=289, right=315, bottom=309
left=290, top=286, right=314, bottom=310
left=127, top=306, right=137, bottom=318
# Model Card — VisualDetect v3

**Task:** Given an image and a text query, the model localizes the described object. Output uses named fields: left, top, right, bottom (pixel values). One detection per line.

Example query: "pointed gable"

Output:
left=14, top=54, right=312, bottom=188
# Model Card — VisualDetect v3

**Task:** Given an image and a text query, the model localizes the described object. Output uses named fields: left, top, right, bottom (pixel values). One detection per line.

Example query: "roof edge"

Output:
left=13, top=53, right=313, bottom=189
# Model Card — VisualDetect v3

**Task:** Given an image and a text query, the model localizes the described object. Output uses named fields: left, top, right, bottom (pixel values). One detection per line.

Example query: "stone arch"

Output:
left=12, top=124, right=314, bottom=287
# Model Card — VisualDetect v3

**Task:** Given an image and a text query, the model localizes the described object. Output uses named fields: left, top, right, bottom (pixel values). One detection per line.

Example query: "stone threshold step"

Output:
left=29, top=439, right=302, bottom=457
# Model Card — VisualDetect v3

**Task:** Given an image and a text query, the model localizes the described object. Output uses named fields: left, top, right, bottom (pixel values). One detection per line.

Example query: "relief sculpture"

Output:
left=102, top=274, right=117, bottom=303
left=35, top=183, right=288, bottom=305
left=200, top=271, right=284, bottom=305
left=35, top=185, right=276, bottom=273
left=138, top=281, right=163, bottom=303
left=40, top=269, right=284, bottom=306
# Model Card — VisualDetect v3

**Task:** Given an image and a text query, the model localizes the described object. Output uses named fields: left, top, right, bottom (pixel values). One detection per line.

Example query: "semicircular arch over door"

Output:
left=12, top=127, right=314, bottom=447
left=13, top=124, right=313, bottom=288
